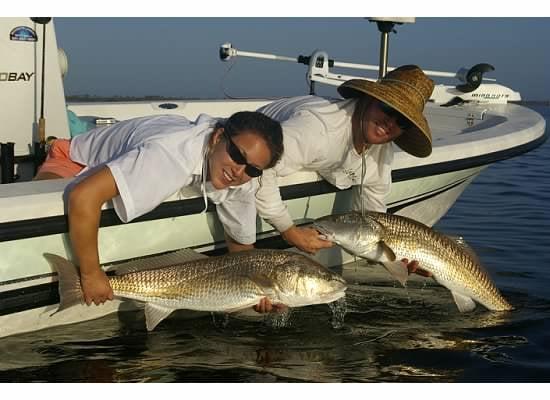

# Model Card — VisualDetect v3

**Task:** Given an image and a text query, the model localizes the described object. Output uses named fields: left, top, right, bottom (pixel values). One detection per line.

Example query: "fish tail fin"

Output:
left=43, top=253, right=84, bottom=314
left=381, top=261, right=409, bottom=287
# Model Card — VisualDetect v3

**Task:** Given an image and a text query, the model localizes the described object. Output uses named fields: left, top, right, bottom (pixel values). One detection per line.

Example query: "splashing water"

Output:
left=328, top=297, right=347, bottom=329
left=265, top=308, right=293, bottom=329
left=210, top=312, right=229, bottom=329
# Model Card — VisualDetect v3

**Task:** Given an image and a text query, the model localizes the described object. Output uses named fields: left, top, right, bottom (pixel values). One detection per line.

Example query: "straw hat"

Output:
left=338, top=65, right=434, bottom=158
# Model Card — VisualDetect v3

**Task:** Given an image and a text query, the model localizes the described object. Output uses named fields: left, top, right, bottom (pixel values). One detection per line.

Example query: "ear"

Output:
left=210, top=127, right=224, bottom=146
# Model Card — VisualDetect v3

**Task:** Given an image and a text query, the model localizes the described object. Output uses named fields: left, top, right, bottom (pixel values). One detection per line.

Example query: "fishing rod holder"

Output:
left=1, top=142, right=16, bottom=184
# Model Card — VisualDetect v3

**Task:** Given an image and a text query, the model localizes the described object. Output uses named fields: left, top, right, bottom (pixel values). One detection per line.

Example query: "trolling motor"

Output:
left=219, top=18, right=519, bottom=104
left=455, top=63, right=495, bottom=93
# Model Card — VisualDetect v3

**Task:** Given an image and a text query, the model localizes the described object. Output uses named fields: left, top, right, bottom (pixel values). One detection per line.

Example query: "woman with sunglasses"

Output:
left=35, top=111, right=283, bottom=307
left=254, top=65, right=434, bottom=311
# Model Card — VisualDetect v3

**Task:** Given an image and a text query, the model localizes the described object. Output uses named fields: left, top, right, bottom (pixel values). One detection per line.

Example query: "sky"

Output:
left=10, top=2, right=550, bottom=101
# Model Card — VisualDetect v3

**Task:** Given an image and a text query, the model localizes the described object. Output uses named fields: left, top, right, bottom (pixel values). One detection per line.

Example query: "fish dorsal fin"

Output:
left=114, top=248, right=208, bottom=275
left=451, top=291, right=477, bottom=313
left=144, top=303, right=177, bottom=331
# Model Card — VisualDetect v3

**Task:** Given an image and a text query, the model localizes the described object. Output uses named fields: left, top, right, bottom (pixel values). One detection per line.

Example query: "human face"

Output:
left=354, top=98, right=411, bottom=149
left=208, top=129, right=272, bottom=190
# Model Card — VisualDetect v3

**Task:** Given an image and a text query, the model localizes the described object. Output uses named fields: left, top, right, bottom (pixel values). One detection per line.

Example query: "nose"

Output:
left=383, top=115, right=402, bottom=133
left=233, top=164, right=247, bottom=179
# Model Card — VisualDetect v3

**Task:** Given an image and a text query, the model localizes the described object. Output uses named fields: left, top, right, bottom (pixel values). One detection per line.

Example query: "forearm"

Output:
left=225, top=233, right=254, bottom=253
left=67, top=166, right=119, bottom=274
left=256, top=168, right=294, bottom=232
left=68, top=198, right=101, bottom=275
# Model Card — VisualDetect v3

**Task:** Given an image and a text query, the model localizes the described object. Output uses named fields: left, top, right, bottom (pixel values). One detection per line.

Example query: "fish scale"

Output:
left=315, top=211, right=513, bottom=312
left=44, top=248, right=347, bottom=331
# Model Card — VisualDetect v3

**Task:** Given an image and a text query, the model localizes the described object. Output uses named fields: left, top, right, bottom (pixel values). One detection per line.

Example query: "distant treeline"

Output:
left=66, top=94, right=184, bottom=102
left=67, top=94, right=550, bottom=106
left=514, top=100, right=550, bottom=106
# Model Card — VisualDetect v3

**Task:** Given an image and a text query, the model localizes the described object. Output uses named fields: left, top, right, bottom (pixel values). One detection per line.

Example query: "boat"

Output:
left=0, top=17, right=546, bottom=338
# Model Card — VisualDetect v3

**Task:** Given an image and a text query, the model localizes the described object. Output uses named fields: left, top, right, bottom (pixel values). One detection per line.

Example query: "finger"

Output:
left=406, top=261, right=419, bottom=274
left=416, top=268, right=433, bottom=277
left=272, top=303, right=288, bottom=313
left=263, top=298, right=272, bottom=313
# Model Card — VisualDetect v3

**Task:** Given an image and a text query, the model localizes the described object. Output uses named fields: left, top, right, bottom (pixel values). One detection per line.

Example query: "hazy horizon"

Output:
left=53, top=18, right=550, bottom=102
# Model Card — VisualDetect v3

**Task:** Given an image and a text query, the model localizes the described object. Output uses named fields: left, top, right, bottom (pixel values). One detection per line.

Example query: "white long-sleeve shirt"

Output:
left=70, top=114, right=257, bottom=244
left=256, top=95, right=394, bottom=232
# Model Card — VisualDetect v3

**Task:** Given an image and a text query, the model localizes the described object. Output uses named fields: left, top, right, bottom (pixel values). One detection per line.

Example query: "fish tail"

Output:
left=43, top=253, right=84, bottom=314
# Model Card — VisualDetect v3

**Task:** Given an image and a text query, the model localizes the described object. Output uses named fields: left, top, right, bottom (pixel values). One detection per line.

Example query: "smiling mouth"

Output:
left=375, top=124, right=389, bottom=137
left=223, top=170, right=234, bottom=184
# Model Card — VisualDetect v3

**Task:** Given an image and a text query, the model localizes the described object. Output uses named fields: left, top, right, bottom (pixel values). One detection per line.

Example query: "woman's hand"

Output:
left=80, top=268, right=114, bottom=305
left=253, top=297, right=288, bottom=314
left=401, top=258, right=432, bottom=277
left=281, top=225, right=333, bottom=254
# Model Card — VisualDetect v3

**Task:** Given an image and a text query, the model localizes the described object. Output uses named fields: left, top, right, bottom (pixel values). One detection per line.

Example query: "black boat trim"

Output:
left=0, top=174, right=475, bottom=316
left=1, top=131, right=546, bottom=243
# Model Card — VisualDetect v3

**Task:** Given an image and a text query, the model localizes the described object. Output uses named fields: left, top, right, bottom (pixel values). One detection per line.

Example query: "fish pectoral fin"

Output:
left=144, top=303, right=177, bottom=331
left=380, top=242, right=396, bottom=261
left=381, top=261, right=409, bottom=287
left=450, top=291, right=477, bottom=313
left=246, top=273, right=278, bottom=297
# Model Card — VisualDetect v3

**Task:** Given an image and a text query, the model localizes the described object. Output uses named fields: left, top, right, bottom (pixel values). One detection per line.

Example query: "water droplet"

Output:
left=328, top=297, right=347, bottom=329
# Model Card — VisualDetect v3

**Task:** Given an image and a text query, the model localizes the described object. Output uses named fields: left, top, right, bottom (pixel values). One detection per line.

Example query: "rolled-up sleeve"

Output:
left=255, top=112, right=326, bottom=232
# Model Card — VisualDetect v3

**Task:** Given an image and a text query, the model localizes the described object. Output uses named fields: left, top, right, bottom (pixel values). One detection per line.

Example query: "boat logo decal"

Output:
left=0, top=72, right=35, bottom=82
left=9, top=26, right=38, bottom=42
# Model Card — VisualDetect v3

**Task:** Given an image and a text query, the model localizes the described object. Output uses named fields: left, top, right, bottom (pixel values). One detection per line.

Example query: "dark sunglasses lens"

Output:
left=245, top=165, right=263, bottom=177
left=378, top=101, right=396, bottom=116
left=225, top=133, right=263, bottom=177
left=226, top=136, right=247, bottom=165
left=397, top=116, right=412, bottom=130
left=379, top=102, right=412, bottom=130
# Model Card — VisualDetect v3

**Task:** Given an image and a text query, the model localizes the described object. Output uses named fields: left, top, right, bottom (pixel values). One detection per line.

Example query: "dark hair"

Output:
left=216, top=111, right=283, bottom=169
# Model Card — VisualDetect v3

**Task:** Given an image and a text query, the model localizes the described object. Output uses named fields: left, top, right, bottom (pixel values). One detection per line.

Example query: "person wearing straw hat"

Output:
left=255, top=64, right=434, bottom=268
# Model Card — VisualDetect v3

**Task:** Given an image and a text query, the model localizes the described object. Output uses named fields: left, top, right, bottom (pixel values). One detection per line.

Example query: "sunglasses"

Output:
left=223, top=131, right=263, bottom=178
left=377, top=101, right=413, bottom=131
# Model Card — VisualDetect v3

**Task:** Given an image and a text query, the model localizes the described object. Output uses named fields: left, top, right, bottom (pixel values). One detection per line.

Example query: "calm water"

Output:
left=0, top=107, right=548, bottom=383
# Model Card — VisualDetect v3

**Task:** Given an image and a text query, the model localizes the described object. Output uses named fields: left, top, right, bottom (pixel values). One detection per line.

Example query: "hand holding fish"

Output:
left=80, top=269, right=114, bottom=305
left=401, top=258, right=432, bottom=277
left=281, top=225, right=333, bottom=254
left=314, top=211, right=513, bottom=312
left=253, top=297, right=288, bottom=314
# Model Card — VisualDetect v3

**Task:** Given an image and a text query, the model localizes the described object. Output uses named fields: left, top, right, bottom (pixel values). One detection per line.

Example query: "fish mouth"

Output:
left=312, top=223, right=335, bottom=240
left=321, top=278, right=347, bottom=302
left=320, top=287, right=347, bottom=303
